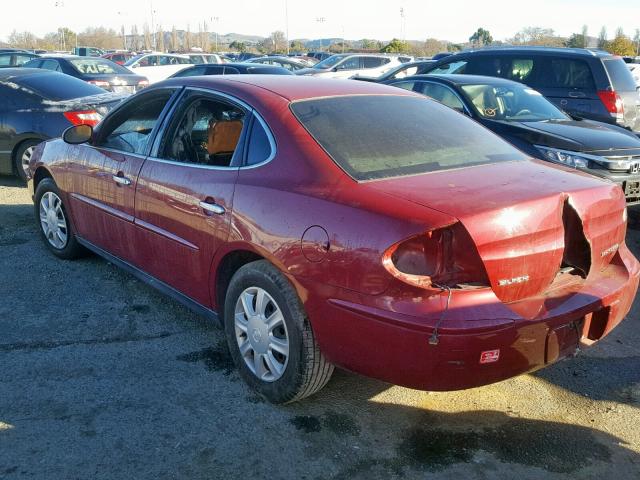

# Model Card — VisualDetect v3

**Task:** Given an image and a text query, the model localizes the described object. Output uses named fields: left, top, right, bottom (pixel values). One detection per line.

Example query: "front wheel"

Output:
left=34, top=178, right=84, bottom=259
left=223, top=260, right=334, bottom=403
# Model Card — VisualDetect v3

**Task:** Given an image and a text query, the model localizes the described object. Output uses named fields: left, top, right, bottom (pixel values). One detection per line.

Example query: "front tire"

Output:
left=223, top=260, right=334, bottom=403
left=34, top=178, right=84, bottom=259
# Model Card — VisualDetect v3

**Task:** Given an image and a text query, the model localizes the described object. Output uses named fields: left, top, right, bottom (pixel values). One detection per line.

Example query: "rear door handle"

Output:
left=112, top=174, right=131, bottom=186
left=568, top=91, right=586, bottom=98
left=199, top=200, right=225, bottom=215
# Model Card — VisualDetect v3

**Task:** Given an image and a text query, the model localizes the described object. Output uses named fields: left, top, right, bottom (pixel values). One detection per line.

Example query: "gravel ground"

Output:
left=0, top=175, right=639, bottom=479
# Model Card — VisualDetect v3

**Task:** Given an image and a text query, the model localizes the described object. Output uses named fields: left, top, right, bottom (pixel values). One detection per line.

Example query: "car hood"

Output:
left=508, top=119, right=640, bottom=153
left=369, top=159, right=626, bottom=306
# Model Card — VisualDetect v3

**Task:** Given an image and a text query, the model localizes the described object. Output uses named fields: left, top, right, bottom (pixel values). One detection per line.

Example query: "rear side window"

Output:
left=291, top=95, right=526, bottom=181
left=246, top=117, right=273, bottom=165
left=539, top=59, right=595, bottom=89
left=603, top=58, right=637, bottom=92
left=41, top=59, right=61, bottom=72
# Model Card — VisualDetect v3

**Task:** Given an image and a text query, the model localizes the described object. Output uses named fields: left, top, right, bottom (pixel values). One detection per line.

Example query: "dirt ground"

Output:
left=1, top=175, right=639, bottom=479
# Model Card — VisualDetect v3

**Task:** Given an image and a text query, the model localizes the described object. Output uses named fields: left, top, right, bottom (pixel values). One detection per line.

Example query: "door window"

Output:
left=362, top=57, right=387, bottom=68
left=539, top=59, right=595, bottom=89
left=41, top=60, right=61, bottom=71
left=14, top=55, right=35, bottom=66
left=429, top=59, right=468, bottom=75
left=506, top=58, right=534, bottom=82
left=159, top=93, right=246, bottom=167
left=416, top=82, right=466, bottom=112
left=95, top=89, right=176, bottom=155
left=336, top=57, right=361, bottom=70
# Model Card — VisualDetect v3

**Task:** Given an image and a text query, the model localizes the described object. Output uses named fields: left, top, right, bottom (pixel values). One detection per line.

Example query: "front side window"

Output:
left=291, top=95, right=526, bottom=181
left=95, top=89, right=175, bottom=155
left=460, top=83, right=568, bottom=121
left=336, top=57, right=361, bottom=70
left=41, top=60, right=61, bottom=72
left=159, top=93, right=245, bottom=167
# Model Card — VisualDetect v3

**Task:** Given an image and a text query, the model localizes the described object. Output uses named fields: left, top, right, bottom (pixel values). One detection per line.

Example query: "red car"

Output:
left=27, top=76, right=639, bottom=403
left=101, top=52, right=135, bottom=65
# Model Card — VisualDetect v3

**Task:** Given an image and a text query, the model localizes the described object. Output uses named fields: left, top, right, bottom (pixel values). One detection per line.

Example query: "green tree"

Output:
left=289, top=40, right=306, bottom=52
left=380, top=38, right=410, bottom=53
left=566, top=33, right=586, bottom=48
left=607, top=30, right=636, bottom=56
left=511, top=27, right=563, bottom=47
left=229, top=40, right=247, bottom=52
left=597, top=26, right=608, bottom=49
left=359, top=38, right=381, bottom=50
left=469, top=28, right=493, bottom=46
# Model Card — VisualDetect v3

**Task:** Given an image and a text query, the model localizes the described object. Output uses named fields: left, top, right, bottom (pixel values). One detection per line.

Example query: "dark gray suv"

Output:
left=423, top=47, right=640, bottom=133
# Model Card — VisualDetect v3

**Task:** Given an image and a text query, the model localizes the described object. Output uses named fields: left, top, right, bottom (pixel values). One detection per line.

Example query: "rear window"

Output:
left=538, top=59, right=595, bottom=89
left=69, top=58, right=129, bottom=74
left=17, top=71, right=105, bottom=100
left=290, top=95, right=526, bottom=181
left=603, top=58, right=637, bottom=92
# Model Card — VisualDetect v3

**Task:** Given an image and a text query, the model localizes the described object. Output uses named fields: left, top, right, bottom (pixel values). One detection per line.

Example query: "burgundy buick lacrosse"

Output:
left=27, top=76, right=639, bottom=403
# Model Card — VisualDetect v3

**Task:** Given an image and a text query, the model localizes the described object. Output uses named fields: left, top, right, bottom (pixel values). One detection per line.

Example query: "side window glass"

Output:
left=542, top=59, right=595, bottom=89
left=429, top=60, right=468, bottom=75
left=161, top=94, right=245, bottom=167
left=465, top=57, right=502, bottom=76
left=363, top=57, right=384, bottom=68
left=41, top=60, right=60, bottom=71
left=175, top=66, right=207, bottom=77
left=393, top=81, right=416, bottom=91
left=222, top=67, right=240, bottom=75
left=337, top=57, right=360, bottom=70
left=96, top=90, right=174, bottom=155
left=14, top=55, right=34, bottom=66
left=420, top=83, right=465, bottom=112
left=391, top=65, right=418, bottom=79
left=246, top=117, right=273, bottom=166
left=0, top=55, right=11, bottom=66
left=504, top=58, right=534, bottom=82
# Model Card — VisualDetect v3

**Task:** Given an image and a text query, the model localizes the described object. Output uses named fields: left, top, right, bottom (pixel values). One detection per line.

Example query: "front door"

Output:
left=67, top=87, right=179, bottom=261
left=133, top=89, right=248, bottom=306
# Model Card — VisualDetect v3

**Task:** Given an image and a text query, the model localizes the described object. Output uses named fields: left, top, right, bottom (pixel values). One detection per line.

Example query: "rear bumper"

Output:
left=302, top=244, right=640, bottom=391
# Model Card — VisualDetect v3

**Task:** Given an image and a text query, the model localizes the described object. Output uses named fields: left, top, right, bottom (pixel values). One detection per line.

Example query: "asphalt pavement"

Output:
left=0, top=176, right=639, bottom=479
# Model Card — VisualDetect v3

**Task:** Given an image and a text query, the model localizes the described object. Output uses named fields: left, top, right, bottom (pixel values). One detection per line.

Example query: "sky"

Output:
left=2, top=0, right=639, bottom=43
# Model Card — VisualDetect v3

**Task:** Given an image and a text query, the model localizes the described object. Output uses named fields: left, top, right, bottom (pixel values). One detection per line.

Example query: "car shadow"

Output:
left=0, top=175, right=25, bottom=188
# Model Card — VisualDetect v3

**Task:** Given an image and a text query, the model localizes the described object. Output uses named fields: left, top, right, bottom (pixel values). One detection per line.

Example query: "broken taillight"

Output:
left=382, top=223, right=488, bottom=290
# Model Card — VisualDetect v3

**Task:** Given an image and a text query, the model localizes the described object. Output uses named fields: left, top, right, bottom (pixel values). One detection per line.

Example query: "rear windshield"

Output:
left=69, top=58, right=130, bottom=75
left=290, top=95, right=526, bottom=181
left=16, top=71, right=105, bottom=100
left=603, top=58, right=637, bottom=92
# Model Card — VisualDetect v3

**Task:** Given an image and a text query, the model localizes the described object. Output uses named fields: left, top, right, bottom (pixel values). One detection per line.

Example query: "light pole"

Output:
left=316, top=17, right=325, bottom=52
left=285, top=0, right=289, bottom=55
left=211, top=17, right=220, bottom=52
left=117, top=11, right=127, bottom=50
left=54, top=1, right=65, bottom=51
left=150, top=1, right=157, bottom=50
left=400, top=7, right=406, bottom=42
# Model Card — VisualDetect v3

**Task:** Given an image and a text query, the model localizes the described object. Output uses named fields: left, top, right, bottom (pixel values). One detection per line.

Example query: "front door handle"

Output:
left=112, top=174, right=131, bottom=186
left=199, top=200, right=225, bottom=215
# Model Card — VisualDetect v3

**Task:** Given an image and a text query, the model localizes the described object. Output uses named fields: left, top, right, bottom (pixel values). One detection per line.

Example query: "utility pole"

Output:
left=54, top=1, right=65, bottom=51
left=316, top=17, right=325, bottom=51
left=150, top=1, right=157, bottom=50
left=211, top=17, right=220, bottom=52
left=117, top=11, right=127, bottom=50
left=400, top=7, right=406, bottom=42
left=285, top=0, right=289, bottom=55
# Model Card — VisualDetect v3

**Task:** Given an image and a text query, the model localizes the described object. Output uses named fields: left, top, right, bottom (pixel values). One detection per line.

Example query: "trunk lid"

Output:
left=370, top=160, right=627, bottom=303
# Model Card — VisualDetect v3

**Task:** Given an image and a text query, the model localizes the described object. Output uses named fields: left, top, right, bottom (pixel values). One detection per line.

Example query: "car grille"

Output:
left=603, top=154, right=640, bottom=174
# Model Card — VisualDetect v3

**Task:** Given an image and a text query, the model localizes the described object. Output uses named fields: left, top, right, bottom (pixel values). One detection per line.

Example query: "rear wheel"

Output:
left=14, top=140, right=41, bottom=182
left=34, top=178, right=84, bottom=259
left=223, top=260, right=334, bottom=403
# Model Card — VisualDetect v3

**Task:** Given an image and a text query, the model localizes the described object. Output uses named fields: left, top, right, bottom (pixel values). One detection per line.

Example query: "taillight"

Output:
left=382, top=223, right=488, bottom=290
left=63, top=110, right=102, bottom=127
left=597, top=90, right=624, bottom=120
left=137, top=80, right=149, bottom=89
left=87, top=80, right=111, bottom=90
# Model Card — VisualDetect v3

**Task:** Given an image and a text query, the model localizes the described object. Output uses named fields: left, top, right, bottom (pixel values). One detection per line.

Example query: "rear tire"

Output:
left=14, top=139, right=41, bottom=183
left=223, top=260, right=334, bottom=403
left=34, top=178, right=84, bottom=259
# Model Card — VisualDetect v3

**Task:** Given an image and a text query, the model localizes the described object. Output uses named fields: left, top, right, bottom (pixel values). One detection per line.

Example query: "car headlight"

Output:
left=535, top=146, right=590, bottom=169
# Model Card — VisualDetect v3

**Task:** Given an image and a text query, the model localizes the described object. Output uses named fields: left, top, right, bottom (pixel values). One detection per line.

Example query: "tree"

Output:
left=607, top=30, right=636, bottom=56
left=185, top=24, right=192, bottom=51
left=271, top=30, right=286, bottom=53
left=143, top=24, right=152, bottom=50
left=423, top=38, right=448, bottom=57
left=598, top=26, right=608, bottom=49
left=289, top=40, right=306, bottom=52
left=634, top=29, right=640, bottom=56
left=469, top=28, right=493, bottom=47
left=359, top=38, right=381, bottom=50
left=380, top=38, right=410, bottom=53
left=229, top=40, right=247, bottom=52
left=156, top=25, right=165, bottom=52
left=130, top=25, right=140, bottom=51
left=566, top=33, right=586, bottom=48
left=171, top=26, right=178, bottom=51
left=510, top=27, right=563, bottom=47
left=581, top=25, right=589, bottom=46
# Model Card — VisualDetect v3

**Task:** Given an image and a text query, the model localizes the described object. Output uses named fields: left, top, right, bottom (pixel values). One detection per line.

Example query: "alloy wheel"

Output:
left=21, top=145, right=34, bottom=178
left=39, top=191, right=68, bottom=249
left=234, top=286, right=289, bottom=382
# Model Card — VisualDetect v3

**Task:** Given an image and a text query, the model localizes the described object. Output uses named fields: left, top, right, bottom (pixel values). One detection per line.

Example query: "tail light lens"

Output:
left=383, top=224, right=488, bottom=290
left=137, top=80, right=149, bottom=89
left=597, top=90, right=624, bottom=120
left=63, top=110, right=102, bottom=127
left=87, top=80, right=111, bottom=90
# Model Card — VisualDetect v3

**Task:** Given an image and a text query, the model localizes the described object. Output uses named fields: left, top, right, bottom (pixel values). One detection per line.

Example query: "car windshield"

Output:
left=460, top=83, right=568, bottom=122
left=313, top=55, right=345, bottom=69
left=69, top=58, right=129, bottom=75
left=290, top=95, right=526, bottom=181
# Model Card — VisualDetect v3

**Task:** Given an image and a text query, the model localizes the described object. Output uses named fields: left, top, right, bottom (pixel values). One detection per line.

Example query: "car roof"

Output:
left=452, top=46, right=616, bottom=58
left=161, top=75, right=416, bottom=102
left=0, top=67, right=61, bottom=81
left=406, top=74, right=522, bottom=86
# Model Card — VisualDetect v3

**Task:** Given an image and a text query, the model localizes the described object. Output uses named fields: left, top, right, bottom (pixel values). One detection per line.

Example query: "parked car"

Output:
left=186, top=53, right=225, bottom=64
left=0, top=68, right=125, bottom=180
left=306, top=51, right=333, bottom=62
left=355, top=59, right=435, bottom=82
left=124, top=53, right=192, bottom=84
left=73, top=46, right=104, bottom=57
left=421, top=47, right=640, bottom=132
left=102, top=52, right=136, bottom=65
left=23, top=56, right=149, bottom=93
left=388, top=74, right=640, bottom=204
left=295, top=53, right=402, bottom=79
left=27, top=76, right=638, bottom=403
left=245, top=56, right=308, bottom=71
left=169, top=63, right=293, bottom=78
left=0, top=51, right=39, bottom=68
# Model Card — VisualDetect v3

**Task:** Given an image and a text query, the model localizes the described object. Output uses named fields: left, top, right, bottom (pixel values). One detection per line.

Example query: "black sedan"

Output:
left=0, top=50, right=39, bottom=68
left=169, top=63, right=293, bottom=78
left=23, top=56, right=148, bottom=93
left=0, top=69, right=126, bottom=181
left=388, top=74, right=640, bottom=204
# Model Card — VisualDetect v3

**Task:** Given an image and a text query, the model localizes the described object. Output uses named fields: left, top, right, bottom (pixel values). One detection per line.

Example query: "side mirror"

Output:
left=63, top=124, right=93, bottom=144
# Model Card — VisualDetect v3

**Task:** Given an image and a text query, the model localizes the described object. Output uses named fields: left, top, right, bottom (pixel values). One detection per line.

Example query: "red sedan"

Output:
left=27, top=76, right=639, bottom=403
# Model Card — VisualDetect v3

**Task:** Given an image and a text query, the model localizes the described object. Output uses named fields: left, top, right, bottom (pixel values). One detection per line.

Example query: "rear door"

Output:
left=67, top=87, right=179, bottom=261
left=132, top=88, right=248, bottom=305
